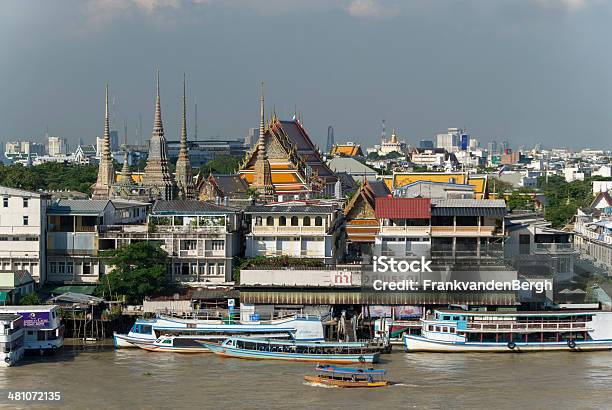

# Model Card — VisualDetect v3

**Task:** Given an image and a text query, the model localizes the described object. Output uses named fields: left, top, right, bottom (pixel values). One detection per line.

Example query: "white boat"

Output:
left=404, top=309, right=612, bottom=352
left=0, top=305, right=64, bottom=353
left=0, top=314, right=25, bottom=367
left=113, top=314, right=324, bottom=348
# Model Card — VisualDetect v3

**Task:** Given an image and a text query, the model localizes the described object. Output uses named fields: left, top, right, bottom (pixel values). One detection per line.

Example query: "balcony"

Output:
left=255, top=249, right=326, bottom=258
left=378, top=226, right=430, bottom=236
left=177, top=249, right=226, bottom=258
left=251, top=226, right=326, bottom=235
left=431, top=226, right=500, bottom=237
left=533, top=243, right=577, bottom=254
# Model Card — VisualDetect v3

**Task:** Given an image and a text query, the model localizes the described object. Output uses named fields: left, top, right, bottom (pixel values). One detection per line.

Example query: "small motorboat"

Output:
left=304, top=364, right=389, bottom=388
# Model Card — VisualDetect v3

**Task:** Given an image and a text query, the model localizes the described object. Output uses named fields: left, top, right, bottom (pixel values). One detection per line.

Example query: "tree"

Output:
left=0, top=162, right=98, bottom=194
left=199, top=155, right=242, bottom=175
left=19, top=292, right=41, bottom=305
left=101, top=241, right=168, bottom=304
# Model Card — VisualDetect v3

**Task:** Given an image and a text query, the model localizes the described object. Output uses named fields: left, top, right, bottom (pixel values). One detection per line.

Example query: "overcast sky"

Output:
left=2, top=0, right=612, bottom=150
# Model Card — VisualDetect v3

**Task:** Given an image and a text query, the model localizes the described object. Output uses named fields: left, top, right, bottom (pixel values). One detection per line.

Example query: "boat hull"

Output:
left=202, top=342, right=379, bottom=364
left=113, top=333, right=156, bottom=348
left=303, top=375, right=388, bottom=388
left=140, top=345, right=211, bottom=353
left=404, top=335, right=612, bottom=352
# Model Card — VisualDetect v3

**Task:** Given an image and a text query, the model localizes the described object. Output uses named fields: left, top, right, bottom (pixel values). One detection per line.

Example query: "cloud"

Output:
left=346, top=0, right=399, bottom=19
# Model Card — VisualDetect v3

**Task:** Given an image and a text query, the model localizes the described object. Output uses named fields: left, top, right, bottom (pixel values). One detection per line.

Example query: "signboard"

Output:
left=331, top=271, right=352, bottom=286
left=19, top=311, right=50, bottom=328
left=227, top=299, right=235, bottom=308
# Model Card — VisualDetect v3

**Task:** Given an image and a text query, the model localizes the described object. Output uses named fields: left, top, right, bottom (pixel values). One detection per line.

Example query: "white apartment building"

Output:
left=244, top=203, right=345, bottom=265
left=0, top=186, right=49, bottom=284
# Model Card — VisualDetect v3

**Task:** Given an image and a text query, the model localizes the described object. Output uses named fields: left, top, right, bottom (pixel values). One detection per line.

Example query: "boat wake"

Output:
left=303, top=381, right=339, bottom=389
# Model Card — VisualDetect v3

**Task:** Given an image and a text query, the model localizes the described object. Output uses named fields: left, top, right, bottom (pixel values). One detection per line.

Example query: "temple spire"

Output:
left=92, top=84, right=115, bottom=199
left=175, top=73, right=195, bottom=199
left=120, top=119, right=133, bottom=185
left=253, top=82, right=275, bottom=199
left=143, top=70, right=176, bottom=200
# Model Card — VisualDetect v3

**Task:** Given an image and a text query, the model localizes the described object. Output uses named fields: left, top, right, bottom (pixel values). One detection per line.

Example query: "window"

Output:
left=279, top=216, right=286, bottom=226
left=2, top=197, right=7, bottom=208
left=49, top=262, right=58, bottom=274
left=450, top=328, right=456, bottom=334
left=23, top=216, right=29, bottom=226
left=23, top=198, right=28, bottom=208
left=303, top=216, right=311, bottom=226
left=291, top=216, right=298, bottom=226
left=66, top=262, right=73, bottom=275
left=218, top=264, right=225, bottom=277
left=208, top=264, right=216, bottom=276
left=58, top=263, right=65, bottom=274
left=266, top=216, right=274, bottom=226
left=315, top=216, right=323, bottom=226
left=255, top=216, right=262, bottom=226
left=211, top=240, right=224, bottom=251
left=82, top=263, right=92, bottom=275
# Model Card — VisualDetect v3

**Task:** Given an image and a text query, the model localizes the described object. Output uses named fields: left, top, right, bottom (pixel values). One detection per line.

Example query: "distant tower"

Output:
left=175, top=74, right=195, bottom=199
left=194, top=99, right=198, bottom=141
left=326, top=126, right=335, bottom=153
left=142, top=70, right=176, bottom=200
left=252, top=82, right=275, bottom=199
left=381, top=119, right=386, bottom=144
left=92, top=84, right=115, bottom=199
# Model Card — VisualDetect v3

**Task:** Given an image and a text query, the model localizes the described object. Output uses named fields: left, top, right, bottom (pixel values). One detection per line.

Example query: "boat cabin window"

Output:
left=435, top=326, right=441, bottom=332
left=428, top=325, right=433, bottom=331
left=450, top=327, right=456, bottom=333
left=442, top=327, right=448, bottom=332
left=453, top=316, right=460, bottom=321
left=141, top=325, right=152, bottom=334
left=443, top=315, right=451, bottom=321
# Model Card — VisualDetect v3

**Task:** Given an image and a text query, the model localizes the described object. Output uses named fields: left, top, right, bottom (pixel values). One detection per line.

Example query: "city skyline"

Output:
left=3, top=0, right=612, bottom=149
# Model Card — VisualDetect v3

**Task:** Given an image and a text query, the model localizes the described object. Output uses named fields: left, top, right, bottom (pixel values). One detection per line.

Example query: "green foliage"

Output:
left=506, top=190, right=535, bottom=211
left=199, top=155, right=242, bottom=176
left=366, top=151, right=404, bottom=161
left=539, top=175, right=594, bottom=228
left=19, top=292, right=41, bottom=305
left=0, top=162, right=98, bottom=194
left=487, top=177, right=513, bottom=195
left=101, top=241, right=169, bottom=304
left=234, top=256, right=325, bottom=282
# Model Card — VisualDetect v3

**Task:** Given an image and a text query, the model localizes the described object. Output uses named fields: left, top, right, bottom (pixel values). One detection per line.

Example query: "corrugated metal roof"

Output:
left=48, top=199, right=110, bottom=214
left=152, top=200, right=237, bottom=215
left=375, top=198, right=431, bottom=219
left=431, top=199, right=506, bottom=208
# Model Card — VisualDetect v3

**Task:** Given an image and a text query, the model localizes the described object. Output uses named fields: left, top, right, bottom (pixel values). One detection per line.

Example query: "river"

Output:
left=1, top=340, right=611, bottom=409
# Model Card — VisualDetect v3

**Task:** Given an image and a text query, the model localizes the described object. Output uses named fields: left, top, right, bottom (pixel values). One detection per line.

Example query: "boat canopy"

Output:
left=316, top=365, right=386, bottom=375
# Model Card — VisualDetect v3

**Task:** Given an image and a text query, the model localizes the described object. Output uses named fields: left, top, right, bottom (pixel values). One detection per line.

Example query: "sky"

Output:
left=2, top=0, right=612, bottom=150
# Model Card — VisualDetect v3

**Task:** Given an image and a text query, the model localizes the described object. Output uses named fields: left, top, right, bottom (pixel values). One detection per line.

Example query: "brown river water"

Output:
left=1, top=340, right=612, bottom=409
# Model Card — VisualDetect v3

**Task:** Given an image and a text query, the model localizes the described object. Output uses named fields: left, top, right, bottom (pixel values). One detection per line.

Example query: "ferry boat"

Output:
left=0, top=314, right=25, bottom=367
left=139, top=335, right=213, bottom=353
left=0, top=305, right=64, bottom=353
left=404, top=309, right=612, bottom=352
left=113, top=314, right=324, bottom=348
left=304, top=365, right=389, bottom=388
left=200, top=337, right=381, bottom=363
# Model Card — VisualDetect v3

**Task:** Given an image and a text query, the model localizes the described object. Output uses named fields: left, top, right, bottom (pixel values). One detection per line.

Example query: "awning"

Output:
left=41, top=285, right=97, bottom=296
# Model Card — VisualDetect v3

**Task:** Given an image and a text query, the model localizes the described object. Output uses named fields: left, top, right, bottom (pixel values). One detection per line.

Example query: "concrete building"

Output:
left=436, top=128, right=461, bottom=152
left=46, top=199, right=149, bottom=284
left=47, top=136, right=68, bottom=157
left=0, top=186, right=50, bottom=284
left=244, top=203, right=345, bottom=265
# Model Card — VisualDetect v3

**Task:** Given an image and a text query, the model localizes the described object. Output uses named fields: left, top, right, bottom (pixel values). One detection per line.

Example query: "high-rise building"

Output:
left=436, top=128, right=461, bottom=151
left=109, top=130, right=119, bottom=152
left=419, top=140, right=435, bottom=149
left=47, top=136, right=68, bottom=156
